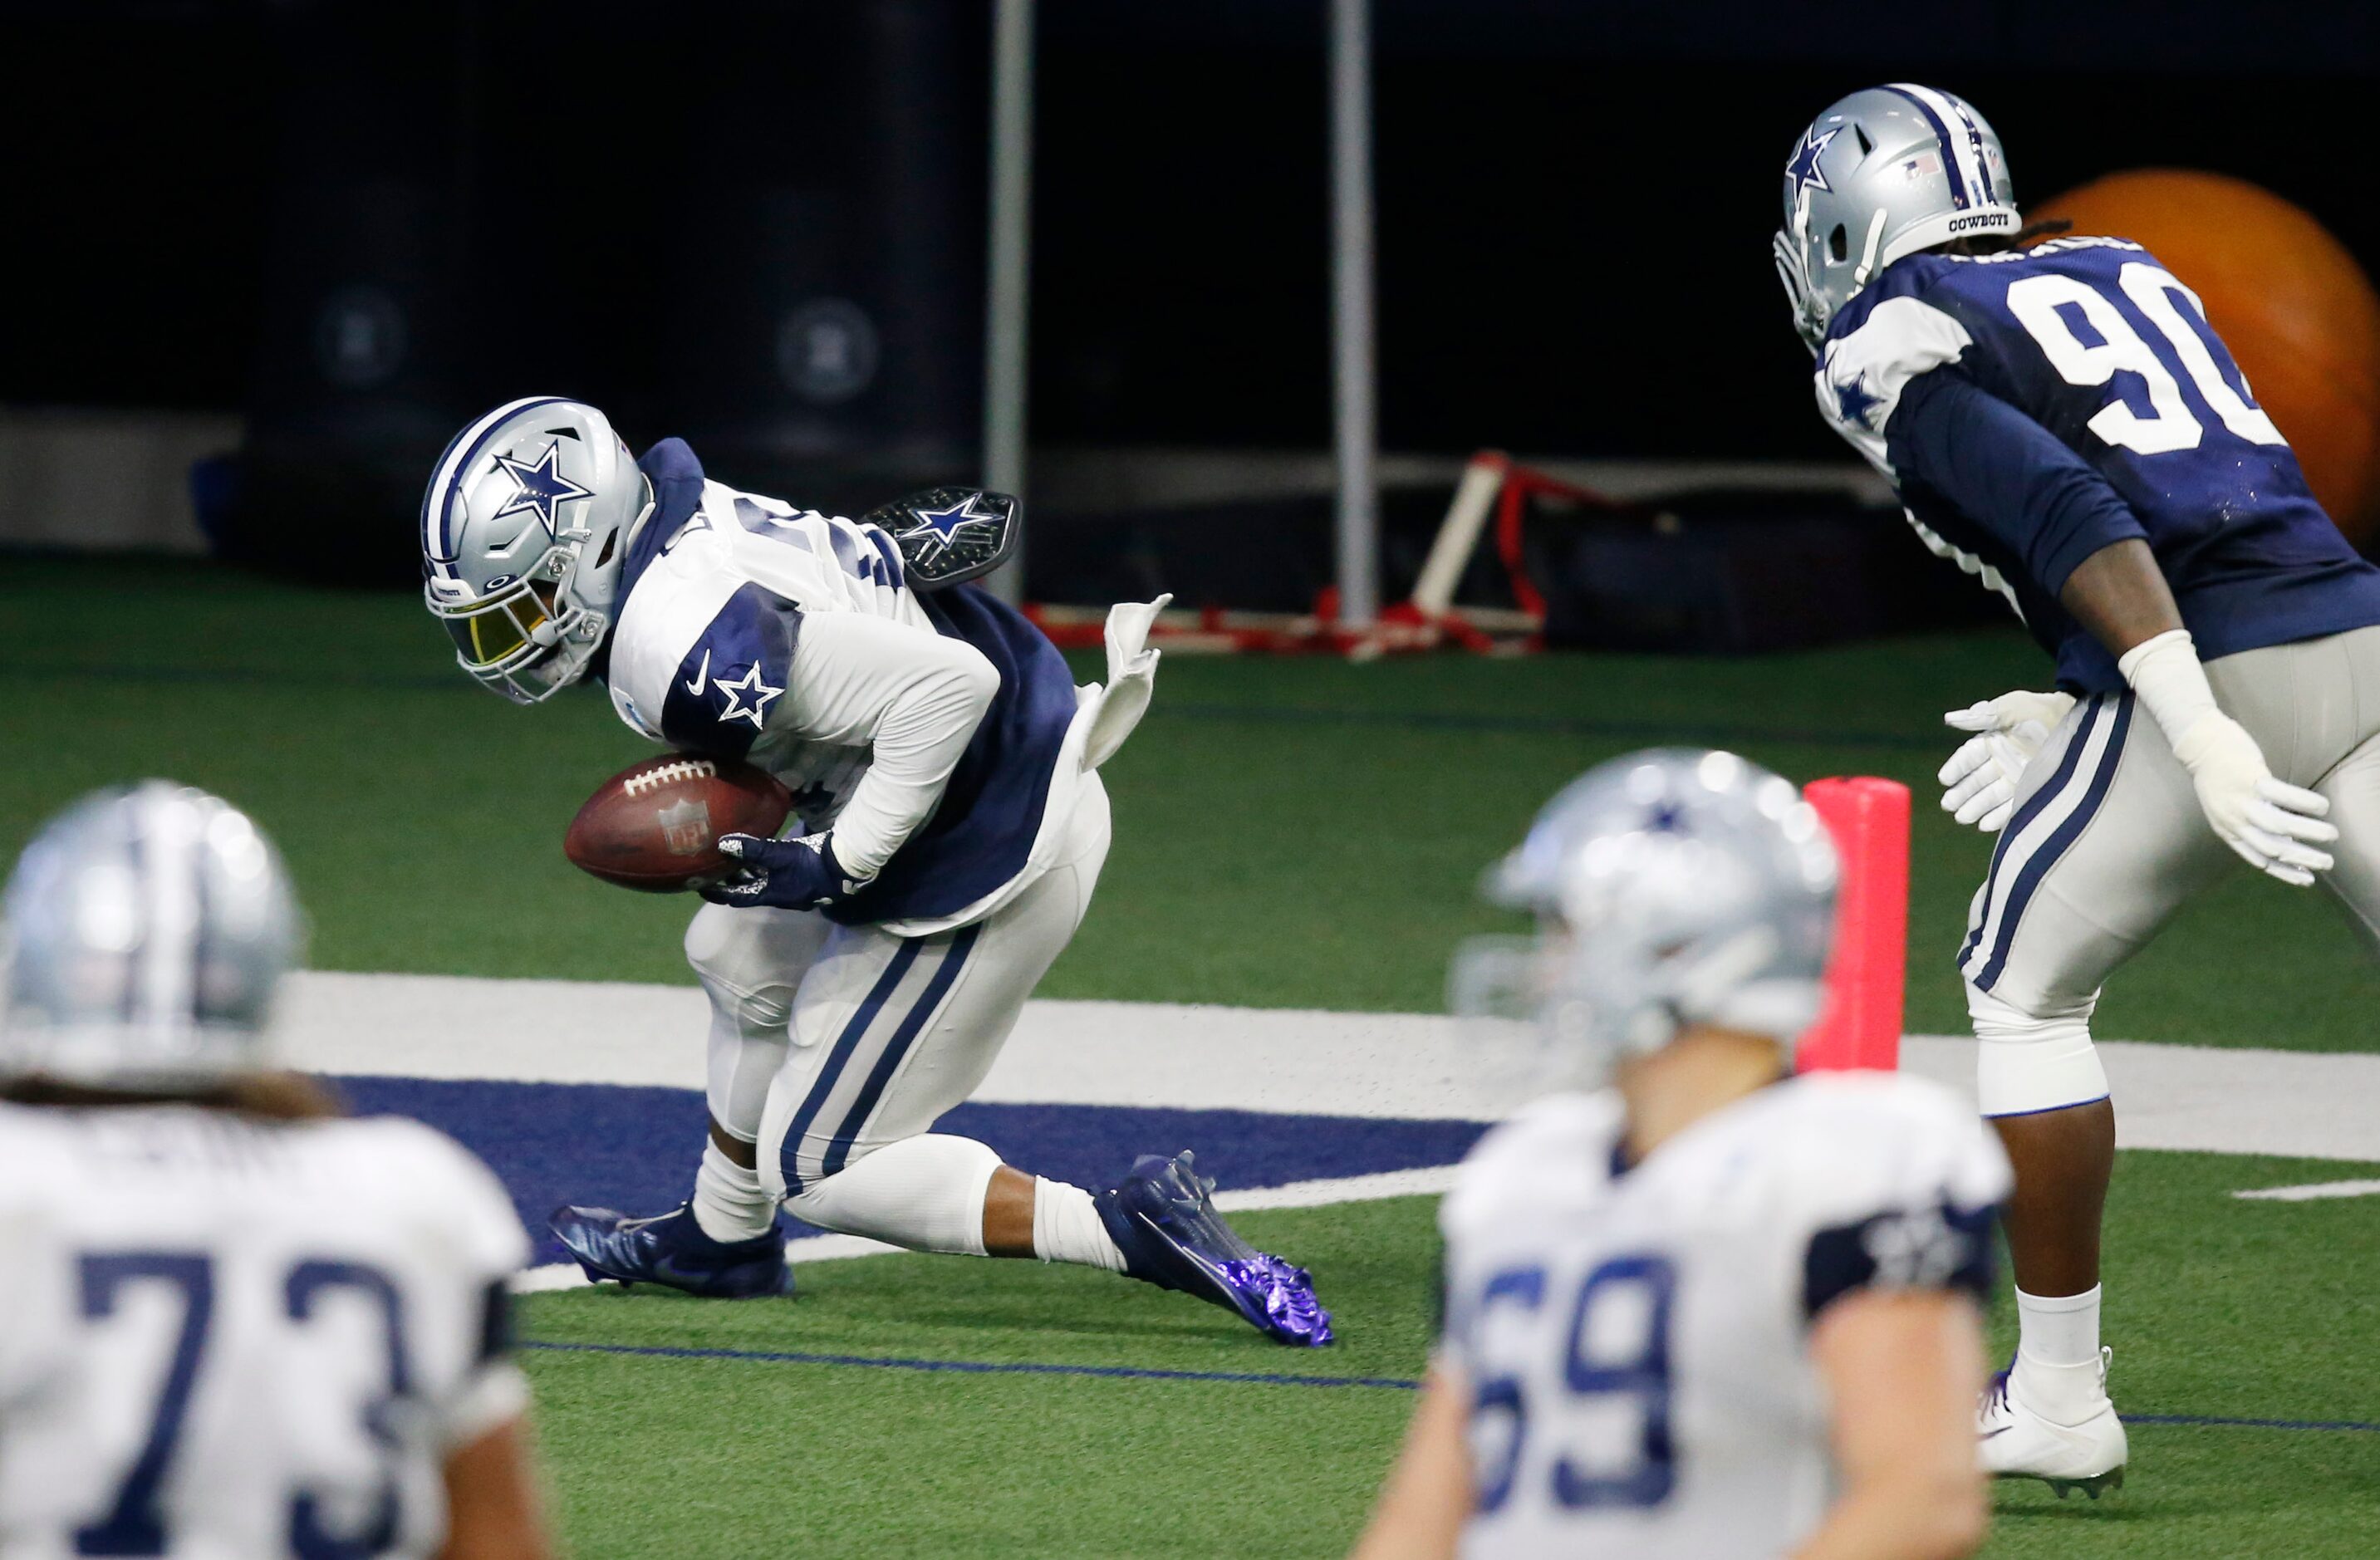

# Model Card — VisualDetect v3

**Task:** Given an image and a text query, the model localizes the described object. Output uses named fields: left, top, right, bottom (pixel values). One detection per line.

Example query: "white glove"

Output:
left=1938, top=690, right=2076, bottom=832
left=2170, top=714, right=2337, bottom=885
left=2120, top=629, right=2337, bottom=886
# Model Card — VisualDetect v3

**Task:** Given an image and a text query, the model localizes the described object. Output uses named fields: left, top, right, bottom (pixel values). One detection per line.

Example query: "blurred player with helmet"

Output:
left=0, top=782, right=552, bottom=1559
left=1352, top=749, right=2010, bottom=1560
left=415, top=398, right=1330, bottom=1346
left=1775, top=84, right=2380, bottom=1491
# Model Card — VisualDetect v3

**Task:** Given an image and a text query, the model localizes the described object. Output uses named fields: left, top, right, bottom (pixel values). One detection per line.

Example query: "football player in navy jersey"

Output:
left=1777, top=86, right=2380, bottom=1490
left=416, top=400, right=1330, bottom=1347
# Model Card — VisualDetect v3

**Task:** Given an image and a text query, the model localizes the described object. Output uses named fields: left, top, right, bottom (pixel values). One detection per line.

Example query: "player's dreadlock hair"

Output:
left=0, top=1072, right=346, bottom=1121
left=1941, top=217, right=2076, bottom=258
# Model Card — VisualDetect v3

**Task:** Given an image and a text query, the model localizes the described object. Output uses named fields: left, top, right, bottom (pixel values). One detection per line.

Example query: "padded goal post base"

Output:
left=1798, top=776, right=1910, bottom=1072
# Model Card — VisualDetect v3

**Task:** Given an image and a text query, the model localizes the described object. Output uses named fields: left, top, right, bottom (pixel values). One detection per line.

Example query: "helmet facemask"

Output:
left=424, top=506, right=632, bottom=705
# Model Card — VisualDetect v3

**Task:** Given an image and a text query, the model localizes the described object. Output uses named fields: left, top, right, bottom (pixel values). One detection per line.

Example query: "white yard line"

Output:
left=1215, top=1165, right=1460, bottom=1210
left=280, top=971, right=2380, bottom=1163
left=2231, top=1179, right=2380, bottom=1203
left=1899, top=1037, right=2380, bottom=1164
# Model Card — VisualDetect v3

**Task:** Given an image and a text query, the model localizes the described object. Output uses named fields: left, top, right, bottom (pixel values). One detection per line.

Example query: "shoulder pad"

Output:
left=1818, top=291, right=1975, bottom=457
left=1773, top=1075, right=2013, bottom=1322
left=1440, top=1091, right=1621, bottom=1241
left=658, top=585, right=803, bottom=758
left=864, top=487, right=1021, bottom=591
left=351, top=1117, right=531, bottom=1276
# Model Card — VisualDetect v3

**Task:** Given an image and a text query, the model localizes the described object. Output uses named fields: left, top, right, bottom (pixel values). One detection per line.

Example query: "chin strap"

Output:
left=1850, top=207, right=1891, bottom=290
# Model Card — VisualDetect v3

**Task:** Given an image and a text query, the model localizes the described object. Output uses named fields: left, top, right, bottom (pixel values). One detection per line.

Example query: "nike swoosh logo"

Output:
left=650, top=1255, right=719, bottom=1286
left=685, top=649, right=712, bottom=696
left=1133, top=1209, right=1237, bottom=1293
left=1980, top=1427, right=2012, bottom=1440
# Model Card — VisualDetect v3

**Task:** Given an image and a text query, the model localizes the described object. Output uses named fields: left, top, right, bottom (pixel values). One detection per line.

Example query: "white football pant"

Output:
left=685, top=775, right=1110, bottom=1208
left=1963, top=625, right=2380, bottom=1113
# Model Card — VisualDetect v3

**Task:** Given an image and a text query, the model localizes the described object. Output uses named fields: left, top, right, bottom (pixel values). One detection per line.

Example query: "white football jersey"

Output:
left=606, top=479, right=933, bottom=815
left=0, top=1104, right=529, bottom=1559
left=602, top=452, right=1145, bottom=935
left=1438, top=1072, right=2010, bottom=1559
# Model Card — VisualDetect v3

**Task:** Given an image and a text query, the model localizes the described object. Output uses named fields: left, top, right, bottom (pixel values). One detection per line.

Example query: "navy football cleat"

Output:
left=1097, top=1150, right=1333, bottom=1347
left=550, top=1203, right=793, bottom=1299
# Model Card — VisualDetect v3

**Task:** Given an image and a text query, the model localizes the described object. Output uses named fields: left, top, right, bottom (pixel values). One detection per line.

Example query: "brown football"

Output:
left=563, top=754, right=793, bottom=893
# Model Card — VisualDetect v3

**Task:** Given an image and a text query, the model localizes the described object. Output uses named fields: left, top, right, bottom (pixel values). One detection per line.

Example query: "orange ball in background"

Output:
left=2035, top=169, right=2380, bottom=548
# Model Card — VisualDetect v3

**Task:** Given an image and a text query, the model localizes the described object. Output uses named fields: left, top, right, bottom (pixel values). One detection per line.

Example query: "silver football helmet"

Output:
left=1, top=783, right=302, bottom=1089
left=1773, top=84, right=2020, bottom=351
left=1451, top=749, right=1838, bottom=1089
left=420, top=397, right=655, bottom=704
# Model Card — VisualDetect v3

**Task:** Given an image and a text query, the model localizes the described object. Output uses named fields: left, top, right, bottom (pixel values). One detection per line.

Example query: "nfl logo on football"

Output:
left=655, top=797, right=713, bottom=857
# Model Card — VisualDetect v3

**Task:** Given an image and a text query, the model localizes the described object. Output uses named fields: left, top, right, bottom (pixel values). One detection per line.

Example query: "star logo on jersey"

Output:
left=712, top=663, right=783, bottom=729
left=896, top=493, right=999, bottom=559
left=1862, top=1204, right=1964, bottom=1288
left=489, top=441, right=593, bottom=540
left=1833, top=370, right=1882, bottom=431
left=1785, top=125, right=1841, bottom=196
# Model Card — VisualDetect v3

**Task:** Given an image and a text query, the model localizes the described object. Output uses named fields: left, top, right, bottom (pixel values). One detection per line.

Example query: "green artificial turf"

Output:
left=9, top=555, right=2380, bottom=1557
left=513, top=1156, right=2380, bottom=1559
left=4, top=554, right=2378, bottom=1049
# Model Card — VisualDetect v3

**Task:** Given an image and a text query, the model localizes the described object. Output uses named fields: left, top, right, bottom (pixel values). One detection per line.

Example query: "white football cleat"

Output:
left=1978, top=1347, right=2128, bottom=1499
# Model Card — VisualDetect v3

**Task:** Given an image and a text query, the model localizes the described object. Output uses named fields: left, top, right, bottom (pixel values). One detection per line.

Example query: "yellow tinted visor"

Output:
left=444, top=582, right=557, bottom=667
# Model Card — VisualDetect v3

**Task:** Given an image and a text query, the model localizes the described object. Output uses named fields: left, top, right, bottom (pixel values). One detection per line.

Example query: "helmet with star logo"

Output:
left=1450, top=749, right=1839, bottom=1089
left=1772, top=85, right=2019, bottom=353
left=420, top=397, right=655, bottom=704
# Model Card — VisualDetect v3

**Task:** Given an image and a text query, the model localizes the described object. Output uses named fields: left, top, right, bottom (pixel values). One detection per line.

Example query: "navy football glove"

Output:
left=699, top=832, right=871, bottom=910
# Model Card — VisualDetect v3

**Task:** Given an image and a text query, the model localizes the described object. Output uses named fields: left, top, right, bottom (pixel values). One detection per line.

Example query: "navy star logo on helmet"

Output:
left=490, top=441, right=595, bottom=540
left=1785, top=125, right=1841, bottom=196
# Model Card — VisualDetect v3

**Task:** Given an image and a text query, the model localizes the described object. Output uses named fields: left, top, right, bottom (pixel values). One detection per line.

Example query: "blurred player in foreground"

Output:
left=1352, top=750, right=2009, bottom=1560
left=417, top=399, right=1328, bottom=1345
left=1776, top=85, right=2380, bottom=1491
left=0, top=783, right=551, bottom=1559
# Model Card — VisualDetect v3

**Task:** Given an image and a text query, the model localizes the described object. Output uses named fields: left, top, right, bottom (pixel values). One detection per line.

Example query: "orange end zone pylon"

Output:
left=1798, top=776, right=1911, bottom=1072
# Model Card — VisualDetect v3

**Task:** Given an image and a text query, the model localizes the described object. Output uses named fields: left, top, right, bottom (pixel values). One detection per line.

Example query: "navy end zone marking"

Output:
left=332, top=1076, right=1488, bottom=1266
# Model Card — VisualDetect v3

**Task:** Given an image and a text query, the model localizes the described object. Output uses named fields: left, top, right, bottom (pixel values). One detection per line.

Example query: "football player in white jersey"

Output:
left=416, top=397, right=1330, bottom=1346
left=1352, top=751, right=2012, bottom=1560
left=0, top=783, right=552, bottom=1559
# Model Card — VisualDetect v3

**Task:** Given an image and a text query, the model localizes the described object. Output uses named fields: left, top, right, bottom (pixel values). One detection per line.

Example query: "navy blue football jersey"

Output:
left=1816, top=235, right=2380, bottom=693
